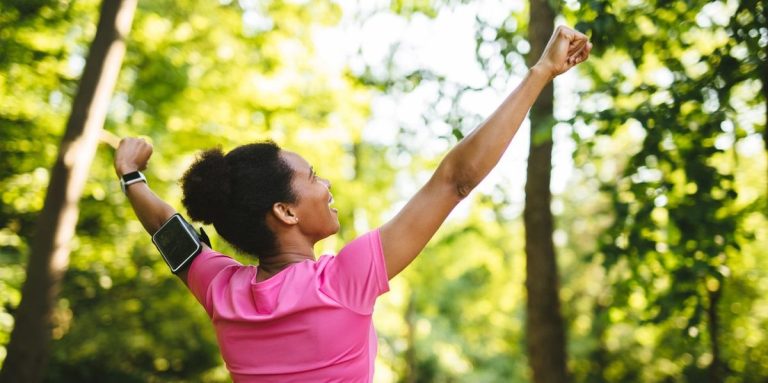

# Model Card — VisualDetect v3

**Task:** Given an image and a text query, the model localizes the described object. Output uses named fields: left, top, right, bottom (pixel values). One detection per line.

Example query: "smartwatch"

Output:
left=120, top=171, right=147, bottom=194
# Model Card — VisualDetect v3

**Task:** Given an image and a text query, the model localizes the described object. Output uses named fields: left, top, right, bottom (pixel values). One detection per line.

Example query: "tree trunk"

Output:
left=0, top=1, right=137, bottom=382
left=523, top=1, right=570, bottom=383
left=587, top=302, right=609, bottom=382
left=707, top=287, right=723, bottom=383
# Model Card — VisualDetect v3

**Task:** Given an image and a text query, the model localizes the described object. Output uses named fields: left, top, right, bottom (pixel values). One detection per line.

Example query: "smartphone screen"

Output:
left=152, top=214, right=202, bottom=273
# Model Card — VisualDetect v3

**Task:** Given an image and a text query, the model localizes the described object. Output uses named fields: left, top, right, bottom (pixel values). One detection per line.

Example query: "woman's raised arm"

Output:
left=115, top=138, right=197, bottom=282
left=114, top=138, right=178, bottom=235
left=379, top=25, right=592, bottom=279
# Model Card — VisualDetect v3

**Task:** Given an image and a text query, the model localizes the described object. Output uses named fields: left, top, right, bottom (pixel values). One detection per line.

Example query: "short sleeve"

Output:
left=320, top=229, right=390, bottom=314
left=186, top=247, right=241, bottom=314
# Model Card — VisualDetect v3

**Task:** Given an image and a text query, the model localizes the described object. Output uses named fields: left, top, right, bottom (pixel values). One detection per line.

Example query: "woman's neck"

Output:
left=256, top=246, right=315, bottom=281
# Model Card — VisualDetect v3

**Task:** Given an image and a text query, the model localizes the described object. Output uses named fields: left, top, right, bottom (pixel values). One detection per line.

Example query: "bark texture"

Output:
left=523, top=1, right=570, bottom=382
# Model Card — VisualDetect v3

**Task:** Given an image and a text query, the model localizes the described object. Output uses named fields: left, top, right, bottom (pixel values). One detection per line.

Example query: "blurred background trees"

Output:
left=569, top=0, right=767, bottom=381
left=0, top=0, right=765, bottom=382
left=0, top=0, right=137, bottom=380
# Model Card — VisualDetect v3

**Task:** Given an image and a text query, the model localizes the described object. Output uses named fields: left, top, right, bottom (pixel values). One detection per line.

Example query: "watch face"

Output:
left=122, top=171, right=143, bottom=182
left=121, top=171, right=146, bottom=194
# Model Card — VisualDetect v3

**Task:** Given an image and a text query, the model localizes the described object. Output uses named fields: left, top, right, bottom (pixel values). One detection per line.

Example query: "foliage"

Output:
left=567, top=0, right=768, bottom=381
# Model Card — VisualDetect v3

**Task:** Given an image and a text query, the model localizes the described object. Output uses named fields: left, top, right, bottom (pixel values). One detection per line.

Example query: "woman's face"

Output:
left=280, top=151, right=340, bottom=241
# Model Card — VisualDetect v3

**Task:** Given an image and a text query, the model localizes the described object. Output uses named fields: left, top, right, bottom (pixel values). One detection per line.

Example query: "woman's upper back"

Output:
left=186, top=229, right=389, bottom=382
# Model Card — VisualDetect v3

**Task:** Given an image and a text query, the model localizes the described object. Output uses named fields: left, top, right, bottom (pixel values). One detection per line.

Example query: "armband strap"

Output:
left=199, top=227, right=211, bottom=247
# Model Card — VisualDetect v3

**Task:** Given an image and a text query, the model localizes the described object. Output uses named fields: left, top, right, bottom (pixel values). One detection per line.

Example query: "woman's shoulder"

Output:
left=188, top=248, right=245, bottom=288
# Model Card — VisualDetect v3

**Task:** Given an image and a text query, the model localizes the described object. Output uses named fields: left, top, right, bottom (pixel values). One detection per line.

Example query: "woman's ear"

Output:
left=272, top=202, right=299, bottom=225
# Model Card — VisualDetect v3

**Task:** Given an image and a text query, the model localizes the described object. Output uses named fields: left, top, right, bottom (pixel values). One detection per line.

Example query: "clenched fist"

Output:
left=114, top=137, right=153, bottom=176
left=533, top=25, right=592, bottom=80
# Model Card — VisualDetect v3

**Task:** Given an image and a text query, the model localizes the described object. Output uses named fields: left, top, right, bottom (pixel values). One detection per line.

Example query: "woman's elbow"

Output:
left=437, top=161, right=478, bottom=199
left=454, top=179, right=475, bottom=198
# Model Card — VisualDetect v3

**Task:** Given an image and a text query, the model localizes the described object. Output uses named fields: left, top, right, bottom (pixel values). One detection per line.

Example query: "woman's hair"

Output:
left=181, top=142, right=296, bottom=257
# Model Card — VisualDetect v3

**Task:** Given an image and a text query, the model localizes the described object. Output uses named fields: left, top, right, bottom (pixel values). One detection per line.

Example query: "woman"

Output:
left=115, top=26, right=591, bottom=382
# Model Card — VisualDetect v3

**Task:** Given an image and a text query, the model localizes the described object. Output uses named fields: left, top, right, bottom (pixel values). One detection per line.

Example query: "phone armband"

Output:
left=152, top=214, right=203, bottom=273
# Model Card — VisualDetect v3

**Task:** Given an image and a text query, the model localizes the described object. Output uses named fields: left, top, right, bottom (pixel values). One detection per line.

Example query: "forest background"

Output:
left=0, top=0, right=766, bottom=382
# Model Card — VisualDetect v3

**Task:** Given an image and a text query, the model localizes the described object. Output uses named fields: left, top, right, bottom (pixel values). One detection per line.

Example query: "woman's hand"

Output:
left=533, top=25, right=592, bottom=80
left=114, top=137, right=153, bottom=176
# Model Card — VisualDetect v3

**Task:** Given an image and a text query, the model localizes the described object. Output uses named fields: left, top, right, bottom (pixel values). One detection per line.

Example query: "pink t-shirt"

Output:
left=186, top=229, right=389, bottom=382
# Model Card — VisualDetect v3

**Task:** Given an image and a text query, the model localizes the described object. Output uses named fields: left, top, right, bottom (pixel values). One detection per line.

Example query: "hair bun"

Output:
left=181, top=148, right=231, bottom=224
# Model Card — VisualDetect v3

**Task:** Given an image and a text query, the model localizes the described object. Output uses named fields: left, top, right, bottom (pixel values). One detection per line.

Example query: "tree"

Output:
left=0, top=1, right=137, bottom=381
left=523, top=1, right=570, bottom=382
